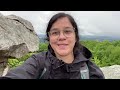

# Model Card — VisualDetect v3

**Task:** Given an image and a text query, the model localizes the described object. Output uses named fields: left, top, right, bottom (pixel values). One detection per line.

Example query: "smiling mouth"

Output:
left=58, top=44, right=68, bottom=46
left=57, top=44, right=68, bottom=49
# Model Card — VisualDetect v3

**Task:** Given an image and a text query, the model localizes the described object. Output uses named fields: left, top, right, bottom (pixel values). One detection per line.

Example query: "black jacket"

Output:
left=3, top=46, right=105, bottom=79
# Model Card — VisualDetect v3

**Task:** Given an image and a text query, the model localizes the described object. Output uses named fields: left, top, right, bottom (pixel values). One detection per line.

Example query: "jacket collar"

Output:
left=47, top=45, right=92, bottom=69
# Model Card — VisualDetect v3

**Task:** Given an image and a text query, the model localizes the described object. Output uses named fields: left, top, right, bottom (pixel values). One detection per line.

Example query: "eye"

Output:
left=64, top=30, right=72, bottom=34
left=51, top=31, right=59, bottom=35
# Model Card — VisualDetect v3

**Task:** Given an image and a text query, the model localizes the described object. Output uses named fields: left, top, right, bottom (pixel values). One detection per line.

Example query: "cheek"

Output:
left=70, top=36, right=76, bottom=49
left=71, top=39, right=76, bottom=48
left=71, top=36, right=76, bottom=44
left=49, top=38, right=57, bottom=47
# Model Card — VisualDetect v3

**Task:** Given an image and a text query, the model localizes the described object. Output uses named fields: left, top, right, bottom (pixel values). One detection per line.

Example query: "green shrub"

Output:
left=82, top=40, right=120, bottom=67
left=8, top=52, right=35, bottom=68
left=18, top=52, right=36, bottom=61
left=8, top=59, right=24, bottom=68
left=39, top=43, right=48, bottom=52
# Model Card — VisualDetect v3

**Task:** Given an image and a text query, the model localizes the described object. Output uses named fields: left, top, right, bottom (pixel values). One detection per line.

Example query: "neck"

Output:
left=55, top=52, right=74, bottom=64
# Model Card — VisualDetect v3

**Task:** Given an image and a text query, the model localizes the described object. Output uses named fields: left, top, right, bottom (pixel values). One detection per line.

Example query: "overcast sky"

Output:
left=0, top=11, right=120, bottom=37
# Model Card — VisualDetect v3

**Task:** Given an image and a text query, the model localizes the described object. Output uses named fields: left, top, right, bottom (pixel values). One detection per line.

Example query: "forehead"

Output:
left=51, top=17, right=73, bottom=29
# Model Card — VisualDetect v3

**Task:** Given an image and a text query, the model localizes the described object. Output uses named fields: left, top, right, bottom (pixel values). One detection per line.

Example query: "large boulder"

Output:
left=0, top=13, right=3, bottom=16
left=0, top=13, right=40, bottom=76
left=101, top=65, right=120, bottom=79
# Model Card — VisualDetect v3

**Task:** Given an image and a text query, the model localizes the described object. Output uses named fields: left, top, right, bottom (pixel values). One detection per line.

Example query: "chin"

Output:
left=57, top=50, right=69, bottom=56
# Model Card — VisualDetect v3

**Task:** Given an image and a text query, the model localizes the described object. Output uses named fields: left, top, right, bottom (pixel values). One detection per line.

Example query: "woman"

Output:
left=2, top=12, right=104, bottom=79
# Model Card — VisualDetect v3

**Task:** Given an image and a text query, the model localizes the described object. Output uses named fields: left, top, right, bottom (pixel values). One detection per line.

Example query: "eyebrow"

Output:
left=51, top=27, right=74, bottom=31
left=64, top=27, right=74, bottom=29
left=50, top=28, right=59, bottom=32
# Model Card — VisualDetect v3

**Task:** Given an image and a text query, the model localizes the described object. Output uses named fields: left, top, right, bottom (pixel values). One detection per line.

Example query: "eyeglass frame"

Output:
left=48, top=27, right=76, bottom=38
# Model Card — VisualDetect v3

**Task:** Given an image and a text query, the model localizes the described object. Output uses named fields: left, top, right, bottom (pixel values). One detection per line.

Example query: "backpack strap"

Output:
left=39, top=67, right=47, bottom=79
left=37, top=56, right=46, bottom=79
left=80, top=62, right=89, bottom=79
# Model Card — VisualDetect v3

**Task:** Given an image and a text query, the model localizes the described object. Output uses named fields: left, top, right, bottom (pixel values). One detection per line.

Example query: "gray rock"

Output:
left=101, top=65, right=120, bottom=79
left=0, top=56, right=7, bottom=76
left=2, top=65, right=9, bottom=76
left=0, top=13, right=3, bottom=16
left=0, top=14, right=40, bottom=76
left=0, top=14, right=39, bottom=57
left=6, top=15, right=35, bottom=33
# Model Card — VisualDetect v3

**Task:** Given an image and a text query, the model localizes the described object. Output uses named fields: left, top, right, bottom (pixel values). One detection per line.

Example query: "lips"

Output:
left=57, top=44, right=68, bottom=49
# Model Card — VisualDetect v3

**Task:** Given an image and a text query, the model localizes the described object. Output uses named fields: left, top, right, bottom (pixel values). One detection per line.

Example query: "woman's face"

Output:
left=49, top=17, right=76, bottom=57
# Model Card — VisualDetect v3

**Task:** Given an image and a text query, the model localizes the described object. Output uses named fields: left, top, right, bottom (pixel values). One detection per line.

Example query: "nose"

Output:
left=58, top=32, right=66, bottom=40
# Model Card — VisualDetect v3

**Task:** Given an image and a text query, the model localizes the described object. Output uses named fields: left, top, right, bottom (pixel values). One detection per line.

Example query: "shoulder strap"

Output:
left=39, top=67, right=47, bottom=79
left=37, top=57, right=46, bottom=79
left=80, top=62, right=89, bottom=79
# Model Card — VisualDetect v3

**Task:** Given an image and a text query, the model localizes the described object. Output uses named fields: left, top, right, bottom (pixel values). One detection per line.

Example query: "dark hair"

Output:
left=46, top=12, right=82, bottom=56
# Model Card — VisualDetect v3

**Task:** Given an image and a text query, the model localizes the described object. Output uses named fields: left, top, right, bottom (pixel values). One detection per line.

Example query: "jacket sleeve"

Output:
left=87, top=60, right=105, bottom=79
left=2, top=54, right=45, bottom=79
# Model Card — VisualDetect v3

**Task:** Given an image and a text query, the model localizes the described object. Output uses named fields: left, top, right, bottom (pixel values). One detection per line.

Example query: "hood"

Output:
left=81, top=45, right=92, bottom=59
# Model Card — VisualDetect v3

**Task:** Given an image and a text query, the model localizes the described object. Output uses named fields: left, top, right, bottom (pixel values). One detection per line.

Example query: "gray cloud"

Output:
left=0, top=11, right=120, bottom=37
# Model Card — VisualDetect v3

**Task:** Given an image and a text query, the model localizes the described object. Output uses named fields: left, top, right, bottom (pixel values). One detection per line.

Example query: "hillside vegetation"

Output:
left=8, top=40, right=120, bottom=68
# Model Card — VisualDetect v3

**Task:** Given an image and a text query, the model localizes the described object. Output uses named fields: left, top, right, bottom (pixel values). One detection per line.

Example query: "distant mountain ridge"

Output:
left=38, top=34, right=120, bottom=42
left=80, top=35, right=120, bottom=41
